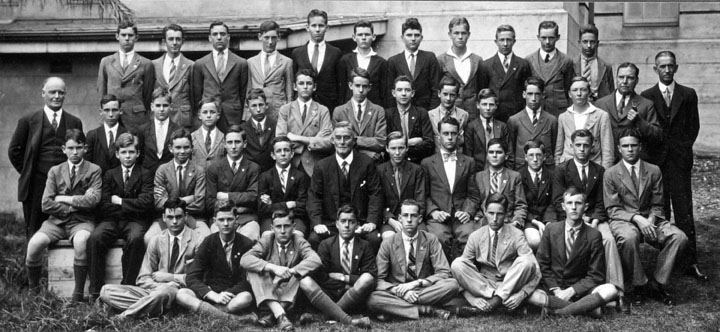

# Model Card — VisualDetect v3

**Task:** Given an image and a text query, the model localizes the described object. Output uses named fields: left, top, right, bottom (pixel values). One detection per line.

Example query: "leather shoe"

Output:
left=630, top=291, right=644, bottom=306
left=616, top=295, right=631, bottom=314
left=452, top=305, right=483, bottom=317
left=350, top=317, right=372, bottom=329
left=588, top=306, right=603, bottom=319
left=298, top=313, right=324, bottom=325
left=686, top=264, right=709, bottom=281
left=647, top=280, right=674, bottom=306
left=277, top=314, right=294, bottom=331
left=433, top=308, right=451, bottom=320
left=257, top=312, right=276, bottom=328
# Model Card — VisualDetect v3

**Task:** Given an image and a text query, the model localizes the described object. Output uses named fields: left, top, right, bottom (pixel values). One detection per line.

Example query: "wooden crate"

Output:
left=47, top=239, right=125, bottom=298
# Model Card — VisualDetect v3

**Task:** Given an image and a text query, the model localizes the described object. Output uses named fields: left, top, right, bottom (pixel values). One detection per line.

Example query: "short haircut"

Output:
left=247, top=88, right=267, bottom=103
left=349, top=67, right=371, bottom=83
left=333, top=121, right=356, bottom=138
left=571, top=129, right=595, bottom=145
left=524, top=76, right=546, bottom=92
left=570, top=76, right=590, bottom=88
left=64, top=128, right=86, bottom=145
left=495, top=24, right=515, bottom=39
left=307, top=9, right=328, bottom=25
left=169, top=128, right=192, bottom=145
left=401, top=199, right=424, bottom=216
left=537, top=20, right=559, bottom=35
left=164, top=198, right=187, bottom=213
left=162, top=23, right=184, bottom=39
left=152, top=88, right=172, bottom=104
left=354, top=20, right=374, bottom=34
left=523, top=139, right=545, bottom=154
left=439, top=76, right=460, bottom=93
left=617, top=128, right=641, bottom=142
left=115, top=132, right=137, bottom=150
left=563, top=186, right=587, bottom=203
left=477, top=88, right=497, bottom=101
left=200, top=98, right=221, bottom=111
left=393, top=75, right=414, bottom=89
left=295, top=68, right=316, bottom=82
left=259, top=20, right=280, bottom=34
left=402, top=17, right=422, bottom=34
left=336, top=203, right=358, bottom=220
left=116, top=21, right=137, bottom=35
left=487, top=137, right=508, bottom=153
left=208, top=21, right=229, bottom=34
left=100, top=94, right=120, bottom=107
left=386, top=131, right=407, bottom=147
left=272, top=207, right=294, bottom=222
left=225, top=125, right=247, bottom=141
left=214, top=199, right=236, bottom=216
left=655, top=50, right=677, bottom=63
left=485, top=192, right=508, bottom=211
left=448, top=16, right=470, bottom=32
left=617, top=62, right=640, bottom=77
left=271, top=135, right=293, bottom=150
left=578, top=24, right=599, bottom=39
left=437, top=116, right=461, bottom=133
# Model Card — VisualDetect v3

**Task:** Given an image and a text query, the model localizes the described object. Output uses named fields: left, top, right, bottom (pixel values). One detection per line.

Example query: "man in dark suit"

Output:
left=8, top=77, right=84, bottom=238
left=641, top=51, right=705, bottom=281
left=136, top=90, right=180, bottom=175
left=507, top=77, right=558, bottom=170
left=481, top=25, right=532, bottom=123
left=292, top=9, right=343, bottom=112
left=464, top=89, right=510, bottom=170
left=307, top=122, right=384, bottom=250
left=574, top=25, right=614, bottom=102
left=240, top=89, right=276, bottom=172
left=338, top=20, right=388, bottom=107
left=153, top=24, right=196, bottom=130
left=385, top=75, right=434, bottom=163
left=519, top=140, right=552, bottom=252
left=86, top=94, right=127, bottom=174
left=527, top=187, right=617, bottom=317
left=594, top=63, right=662, bottom=163
left=386, top=18, right=441, bottom=110
left=192, top=21, right=249, bottom=132
left=525, top=21, right=575, bottom=117
left=97, top=22, right=155, bottom=134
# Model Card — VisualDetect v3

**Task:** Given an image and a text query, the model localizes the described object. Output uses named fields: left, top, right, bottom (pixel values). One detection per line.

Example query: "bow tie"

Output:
left=442, top=152, right=457, bottom=162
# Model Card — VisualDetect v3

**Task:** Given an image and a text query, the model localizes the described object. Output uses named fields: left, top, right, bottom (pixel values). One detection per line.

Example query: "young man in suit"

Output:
left=86, top=94, right=127, bottom=174
left=247, top=20, right=294, bottom=121
left=99, top=199, right=203, bottom=318
left=240, top=89, right=276, bottom=172
left=463, top=89, right=510, bottom=170
left=386, top=18, right=441, bottom=110
left=240, top=208, right=323, bottom=331
left=259, top=136, right=310, bottom=236
left=152, top=24, right=195, bottom=130
left=292, top=9, right=343, bottom=112
left=88, top=133, right=154, bottom=299
left=451, top=193, right=540, bottom=314
left=482, top=25, right=532, bottom=123
left=378, top=131, right=427, bottom=240
left=594, top=63, right=662, bottom=164
left=206, top=125, right=261, bottom=241
left=367, top=199, right=459, bottom=321
left=191, top=100, right=225, bottom=169
left=428, top=77, right=469, bottom=153
left=146, top=128, right=209, bottom=244
left=307, top=122, right=384, bottom=250
left=605, top=129, right=687, bottom=306
left=552, top=129, right=628, bottom=313
left=525, top=21, right=575, bottom=118
left=385, top=75, right=435, bottom=164
left=136, top=89, right=180, bottom=175
left=333, top=67, right=387, bottom=162
left=97, top=22, right=155, bottom=134
left=192, top=21, right=249, bottom=132
left=422, top=116, right=480, bottom=259
left=642, top=51, right=705, bottom=280
left=175, top=200, right=257, bottom=322
left=25, top=129, right=101, bottom=301
left=575, top=25, right=614, bottom=102
left=9, top=77, right=84, bottom=238
left=437, top=17, right=486, bottom=121
left=519, top=140, right=552, bottom=252
left=275, top=69, right=333, bottom=177
left=528, top=187, right=617, bottom=317
left=507, top=76, right=558, bottom=170
left=296, top=204, right=373, bottom=328
left=338, top=20, right=388, bottom=107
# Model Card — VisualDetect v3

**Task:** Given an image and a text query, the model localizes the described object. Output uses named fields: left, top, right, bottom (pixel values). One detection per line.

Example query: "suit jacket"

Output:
left=437, top=52, right=487, bottom=116
left=603, top=159, right=665, bottom=223
left=8, top=110, right=83, bottom=201
left=536, top=221, right=605, bottom=296
left=258, top=164, right=309, bottom=220
left=553, top=159, right=606, bottom=222
left=421, top=153, right=479, bottom=218
left=385, top=105, right=434, bottom=163
left=641, top=82, right=699, bottom=168
left=307, top=152, right=384, bottom=227
left=555, top=106, right=614, bottom=169
left=86, top=125, right=128, bottom=173
left=240, top=232, right=322, bottom=279
left=386, top=50, right=441, bottom=109
left=316, top=235, right=377, bottom=290
left=153, top=54, right=195, bottom=128
left=338, top=52, right=388, bottom=107
left=333, top=100, right=387, bottom=159
left=276, top=100, right=333, bottom=176
left=507, top=109, right=558, bottom=168
left=463, top=117, right=510, bottom=170
left=520, top=166, right=552, bottom=223
left=41, top=161, right=102, bottom=225
left=428, top=106, right=469, bottom=152
left=191, top=51, right=249, bottom=131
left=375, top=230, right=451, bottom=291
left=136, top=120, right=180, bottom=174
left=191, top=128, right=225, bottom=169
left=573, top=55, right=614, bottom=101
left=594, top=92, right=662, bottom=163
left=377, top=161, right=426, bottom=219
left=247, top=52, right=294, bottom=120
left=481, top=53, right=533, bottom=122
left=292, top=42, right=343, bottom=111
left=525, top=50, right=575, bottom=117
left=186, top=232, right=256, bottom=298
left=154, top=160, right=205, bottom=217
left=100, top=165, right=154, bottom=226
left=137, top=227, right=203, bottom=288
left=97, top=52, right=156, bottom=133
left=240, top=118, right=276, bottom=172
left=475, top=168, right=527, bottom=224
left=206, top=157, right=260, bottom=221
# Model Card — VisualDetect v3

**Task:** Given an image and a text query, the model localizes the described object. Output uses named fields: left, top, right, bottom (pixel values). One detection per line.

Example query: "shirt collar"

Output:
left=227, top=155, right=243, bottom=167
left=565, top=221, right=582, bottom=233
left=164, top=54, right=178, bottom=66
left=122, top=164, right=134, bottom=175
left=213, top=49, right=227, bottom=57
left=404, top=49, right=419, bottom=59
left=67, top=159, right=83, bottom=169
left=446, top=48, right=472, bottom=61
left=490, top=168, right=504, bottom=176
left=174, top=160, right=189, bottom=169
left=276, top=241, right=290, bottom=251
left=581, top=55, right=597, bottom=62
left=276, top=164, right=290, bottom=175
left=527, top=166, right=542, bottom=177
left=622, top=159, right=640, bottom=173
left=104, top=123, right=119, bottom=133
left=615, top=90, right=633, bottom=102
left=353, top=48, right=377, bottom=58
left=169, top=229, right=184, bottom=242
left=220, top=234, right=235, bottom=248
left=201, top=126, right=216, bottom=138
left=658, top=80, right=675, bottom=94
left=154, top=118, right=167, bottom=126
left=310, top=40, right=326, bottom=49
left=401, top=231, right=417, bottom=243
left=480, top=117, right=493, bottom=127
left=539, top=49, right=557, bottom=61
left=353, top=98, right=368, bottom=109
left=568, top=104, right=597, bottom=115
left=298, top=99, right=313, bottom=110
left=525, top=107, right=541, bottom=118
left=253, top=117, right=267, bottom=129
left=336, top=151, right=354, bottom=167
left=573, top=159, right=590, bottom=171
left=44, top=105, right=63, bottom=118
left=119, top=50, right=135, bottom=59
left=498, top=52, right=514, bottom=60
left=340, top=237, right=354, bottom=247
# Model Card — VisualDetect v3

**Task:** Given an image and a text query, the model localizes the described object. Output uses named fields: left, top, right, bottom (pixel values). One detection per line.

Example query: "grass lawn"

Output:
left=2, top=156, right=720, bottom=331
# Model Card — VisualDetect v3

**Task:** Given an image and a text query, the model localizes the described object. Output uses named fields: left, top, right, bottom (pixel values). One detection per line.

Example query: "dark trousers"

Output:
left=308, top=224, right=381, bottom=253
left=23, top=175, right=49, bottom=239
left=88, top=220, right=147, bottom=295
left=661, top=159, right=697, bottom=265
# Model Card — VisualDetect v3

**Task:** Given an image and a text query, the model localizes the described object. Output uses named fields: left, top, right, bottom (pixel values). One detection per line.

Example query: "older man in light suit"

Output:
left=152, top=24, right=195, bottom=130
left=247, top=21, right=294, bottom=122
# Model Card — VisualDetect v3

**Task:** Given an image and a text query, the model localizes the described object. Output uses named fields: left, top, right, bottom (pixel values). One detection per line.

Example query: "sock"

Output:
left=487, top=296, right=503, bottom=311
left=307, top=288, right=352, bottom=324
left=27, top=265, right=42, bottom=290
left=555, top=293, right=605, bottom=316
left=73, top=264, right=88, bottom=299
left=337, top=287, right=362, bottom=311
left=547, top=295, right=572, bottom=310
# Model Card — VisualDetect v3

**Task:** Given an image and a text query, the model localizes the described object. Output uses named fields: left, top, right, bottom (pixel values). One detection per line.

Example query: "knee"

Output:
left=227, top=292, right=253, bottom=313
left=73, top=231, right=91, bottom=248
left=355, top=273, right=376, bottom=291
left=299, top=276, right=316, bottom=290
left=27, top=234, right=50, bottom=257
left=669, top=230, right=688, bottom=247
left=616, top=230, right=638, bottom=247
left=594, top=283, right=618, bottom=301
left=175, top=288, right=197, bottom=305
left=524, top=229, right=541, bottom=252
left=515, top=256, right=536, bottom=273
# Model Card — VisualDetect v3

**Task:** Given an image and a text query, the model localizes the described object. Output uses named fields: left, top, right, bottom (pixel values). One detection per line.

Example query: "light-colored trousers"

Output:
left=100, top=283, right=179, bottom=317
left=366, top=278, right=459, bottom=320
left=451, top=255, right=537, bottom=302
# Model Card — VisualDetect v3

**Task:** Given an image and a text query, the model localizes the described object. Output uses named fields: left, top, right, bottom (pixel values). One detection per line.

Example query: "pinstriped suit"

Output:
left=276, top=100, right=333, bottom=177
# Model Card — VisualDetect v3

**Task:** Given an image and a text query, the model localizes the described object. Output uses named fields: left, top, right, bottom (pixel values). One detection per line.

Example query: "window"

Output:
left=623, top=2, right=679, bottom=27
left=0, top=0, right=21, bottom=7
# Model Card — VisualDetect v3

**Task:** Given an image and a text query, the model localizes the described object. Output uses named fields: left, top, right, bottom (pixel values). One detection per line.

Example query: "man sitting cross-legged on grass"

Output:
left=99, top=198, right=203, bottom=317
left=451, top=193, right=540, bottom=315
left=367, top=199, right=459, bottom=321
left=527, top=187, right=617, bottom=318
left=240, top=208, right=322, bottom=331
left=174, top=200, right=257, bottom=323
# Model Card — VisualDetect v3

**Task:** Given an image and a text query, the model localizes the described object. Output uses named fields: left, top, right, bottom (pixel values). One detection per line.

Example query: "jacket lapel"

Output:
left=414, top=232, right=428, bottom=277
left=408, top=106, right=419, bottom=134
left=169, top=55, right=190, bottom=90
left=637, top=161, right=649, bottom=200
left=497, top=168, right=509, bottom=194
left=586, top=163, right=600, bottom=194
left=112, top=52, right=125, bottom=75
left=669, top=85, right=682, bottom=124
left=619, top=164, right=639, bottom=198
left=203, top=56, right=222, bottom=84
left=584, top=110, right=600, bottom=130
left=123, top=55, right=142, bottom=78
left=126, top=165, right=141, bottom=190
left=432, top=155, right=452, bottom=193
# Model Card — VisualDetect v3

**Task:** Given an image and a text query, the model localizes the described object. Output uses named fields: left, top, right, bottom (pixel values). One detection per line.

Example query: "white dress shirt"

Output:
left=401, top=232, right=418, bottom=268
left=119, top=50, right=135, bottom=67
left=354, top=48, right=377, bottom=70
left=261, top=51, right=278, bottom=75
left=163, top=55, right=179, bottom=82
left=440, top=148, right=457, bottom=193
left=44, top=106, right=63, bottom=125
left=307, top=41, right=327, bottom=72
left=104, top=123, right=119, bottom=149
left=154, top=119, right=168, bottom=157
left=539, top=49, right=557, bottom=62
left=446, top=49, right=473, bottom=84
left=336, top=151, right=354, bottom=170
left=567, top=104, right=598, bottom=130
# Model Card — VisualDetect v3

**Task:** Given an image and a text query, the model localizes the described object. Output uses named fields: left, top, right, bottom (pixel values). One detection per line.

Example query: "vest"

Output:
left=36, top=114, right=67, bottom=175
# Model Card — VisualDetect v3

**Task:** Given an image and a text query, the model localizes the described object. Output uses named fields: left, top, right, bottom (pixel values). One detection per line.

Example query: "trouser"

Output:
left=451, top=255, right=538, bottom=301
left=366, top=278, right=459, bottom=320
left=88, top=220, right=147, bottom=295
left=100, top=283, right=178, bottom=317
left=661, top=160, right=697, bottom=266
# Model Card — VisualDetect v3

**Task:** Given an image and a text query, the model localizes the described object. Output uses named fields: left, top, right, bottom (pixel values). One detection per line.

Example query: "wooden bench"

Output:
left=48, top=239, right=125, bottom=298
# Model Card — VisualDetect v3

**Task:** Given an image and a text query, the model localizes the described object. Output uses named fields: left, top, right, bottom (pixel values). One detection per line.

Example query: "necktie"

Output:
left=169, top=237, right=179, bottom=272
left=157, top=121, right=165, bottom=158
left=400, top=110, right=409, bottom=138
left=302, top=104, right=307, bottom=124
left=664, top=88, right=672, bottom=108
left=442, top=152, right=457, bottom=162
left=341, top=161, right=349, bottom=179
left=409, top=53, right=416, bottom=77
left=486, top=121, right=492, bottom=137
left=617, top=95, right=626, bottom=116
left=341, top=241, right=351, bottom=275
left=216, top=51, right=225, bottom=77
left=534, top=172, right=540, bottom=188
left=169, top=59, right=176, bottom=82
left=544, top=53, right=550, bottom=63
left=123, top=168, right=130, bottom=186
left=51, top=112, right=58, bottom=131
left=491, top=172, right=500, bottom=193
left=279, top=245, right=288, bottom=267
left=630, top=165, right=639, bottom=192
left=177, top=165, right=184, bottom=193
left=280, top=168, right=287, bottom=193
left=566, top=228, right=576, bottom=259
left=582, top=58, right=592, bottom=80
left=232, top=161, right=237, bottom=174
left=356, top=103, right=362, bottom=122
left=490, top=231, right=498, bottom=265
left=108, top=130, right=115, bottom=155
left=581, top=165, right=587, bottom=191
left=224, top=241, right=233, bottom=267
left=532, top=111, right=539, bottom=126
left=205, top=131, right=212, bottom=153
left=407, top=240, right=417, bottom=281
left=502, top=56, right=509, bottom=73
left=70, top=165, right=77, bottom=186
left=257, top=122, right=266, bottom=146
left=394, top=167, right=402, bottom=197
left=311, top=43, right=320, bottom=72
